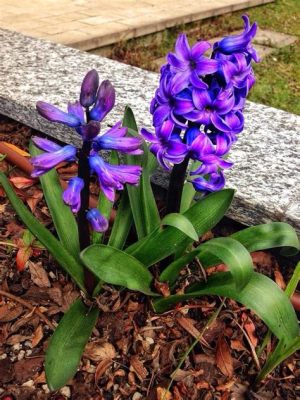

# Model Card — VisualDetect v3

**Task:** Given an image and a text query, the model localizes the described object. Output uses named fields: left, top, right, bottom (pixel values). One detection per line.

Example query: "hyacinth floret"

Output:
left=32, top=69, right=143, bottom=232
left=142, top=15, right=259, bottom=193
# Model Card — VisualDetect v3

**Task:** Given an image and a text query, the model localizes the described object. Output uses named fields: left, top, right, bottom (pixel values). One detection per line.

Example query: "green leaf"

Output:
left=153, top=272, right=299, bottom=342
left=108, top=190, right=132, bottom=249
left=45, top=299, right=98, bottom=390
left=0, top=172, right=85, bottom=291
left=81, top=244, right=157, bottom=295
left=198, top=222, right=300, bottom=268
left=285, top=261, right=300, bottom=297
left=30, top=142, right=80, bottom=261
left=161, top=213, right=198, bottom=241
left=160, top=237, right=254, bottom=290
left=257, top=337, right=300, bottom=382
left=231, top=222, right=300, bottom=256
left=122, top=106, right=160, bottom=239
left=180, top=181, right=196, bottom=213
left=126, top=189, right=234, bottom=267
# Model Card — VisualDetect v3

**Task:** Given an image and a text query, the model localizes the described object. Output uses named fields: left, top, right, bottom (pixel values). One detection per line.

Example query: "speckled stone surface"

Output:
left=1, top=29, right=299, bottom=234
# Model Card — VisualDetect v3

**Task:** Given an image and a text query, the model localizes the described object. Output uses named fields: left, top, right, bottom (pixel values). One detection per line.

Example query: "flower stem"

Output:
left=77, top=109, right=95, bottom=295
left=165, top=156, right=190, bottom=215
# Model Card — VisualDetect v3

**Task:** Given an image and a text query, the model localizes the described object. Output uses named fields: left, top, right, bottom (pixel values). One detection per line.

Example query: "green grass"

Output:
left=101, top=0, right=299, bottom=114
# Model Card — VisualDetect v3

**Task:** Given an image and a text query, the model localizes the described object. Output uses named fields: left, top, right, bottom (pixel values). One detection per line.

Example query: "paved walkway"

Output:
left=0, top=0, right=273, bottom=51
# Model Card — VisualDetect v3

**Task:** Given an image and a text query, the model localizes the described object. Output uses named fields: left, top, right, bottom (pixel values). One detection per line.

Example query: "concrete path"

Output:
left=0, top=0, right=273, bottom=51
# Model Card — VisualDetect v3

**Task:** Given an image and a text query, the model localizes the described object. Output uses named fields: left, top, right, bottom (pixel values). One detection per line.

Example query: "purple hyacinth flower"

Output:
left=213, top=15, right=260, bottom=63
left=167, top=34, right=218, bottom=93
left=36, top=101, right=81, bottom=128
left=67, top=101, right=85, bottom=124
left=93, top=121, right=143, bottom=155
left=187, top=86, right=236, bottom=131
left=186, top=129, right=232, bottom=175
left=31, top=136, right=62, bottom=152
left=77, top=120, right=101, bottom=140
left=192, top=171, right=225, bottom=192
left=89, top=154, right=142, bottom=202
left=90, top=80, right=115, bottom=122
left=31, top=145, right=77, bottom=177
left=141, top=120, right=188, bottom=170
left=86, top=208, right=109, bottom=232
left=62, top=177, right=84, bottom=213
left=150, top=66, right=187, bottom=129
left=80, top=69, right=99, bottom=108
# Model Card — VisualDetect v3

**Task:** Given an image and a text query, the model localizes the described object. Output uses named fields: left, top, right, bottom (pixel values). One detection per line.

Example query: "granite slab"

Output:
left=0, top=29, right=299, bottom=234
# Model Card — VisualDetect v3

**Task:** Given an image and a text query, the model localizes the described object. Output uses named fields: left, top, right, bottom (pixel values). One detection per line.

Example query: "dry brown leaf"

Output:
left=230, top=339, right=247, bottom=352
left=274, top=269, right=286, bottom=290
left=84, top=341, right=116, bottom=362
left=0, top=303, right=23, bottom=322
left=28, top=261, right=51, bottom=288
left=14, top=357, right=44, bottom=384
left=95, top=359, right=112, bottom=382
left=26, top=189, right=43, bottom=212
left=10, top=176, right=35, bottom=189
left=241, top=313, right=258, bottom=347
left=157, top=387, right=173, bottom=400
left=6, top=334, right=32, bottom=345
left=130, top=355, right=148, bottom=381
left=176, top=317, right=201, bottom=340
left=216, top=336, right=233, bottom=378
left=32, top=325, right=44, bottom=347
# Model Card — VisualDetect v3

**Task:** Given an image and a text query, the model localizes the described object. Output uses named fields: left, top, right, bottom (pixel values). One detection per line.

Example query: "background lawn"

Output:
left=100, top=0, right=299, bottom=114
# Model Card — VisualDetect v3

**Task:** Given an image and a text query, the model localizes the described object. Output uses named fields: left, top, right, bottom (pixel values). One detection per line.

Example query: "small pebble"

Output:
left=132, top=392, right=143, bottom=400
left=0, top=353, right=7, bottom=360
left=0, top=388, right=4, bottom=394
left=24, top=340, right=32, bottom=348
left=60, top=386, right=71, bottom=398
left=12, top=343, right=21, bottom=351
left=113, top=384, right=119, bottom=391
left=145, top=337, right=154, bottom=345
left=42, top=384, right=50, bottom=394
left=22, top=379, right=34, bottom=387
left=25, top=349, right=32, bottom=356
left=49, top=271, right=56, bottom=280
left=86, top=365, right=96, bottom=373
left=17, top=350, right=25, bottom=361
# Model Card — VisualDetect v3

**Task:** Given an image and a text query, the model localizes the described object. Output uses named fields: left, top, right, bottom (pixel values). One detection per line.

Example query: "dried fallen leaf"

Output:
left=241, top=313, right=258, bottom=347
left=29, top=261, right=51, bottom=288
left=216, top=336, right=233, bottom=378
left=26, top=189, right=43, bottom=212
left=14, top=357, right=44, bottom=384
left=32, top=324, right=44, bottom=347
left=274, top=269, right=286, bottom=290
left=157, top=387, right=173, bottom=400
left=2, top=142, right=30, bottom=156
left=84, top=341, right=116, bottom=362
left=10, top=176, right=36, bottom=189
left=16, top=246, right=33, bottom=271
left=95, top=359, right=112, bottom=382
left=6, top=334, right=32, bottom=345
left=0, top=303, right=23, bottom=322
left=130, top=355, right=148, bottom=381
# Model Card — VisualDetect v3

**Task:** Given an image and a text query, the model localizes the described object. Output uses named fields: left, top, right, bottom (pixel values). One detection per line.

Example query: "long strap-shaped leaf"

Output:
left=108, top=189, right=132, bottom=249
left=122, top=106, right=160, bottom=239
left=0, top=172, right=85, bottom=291
left=45, top=299, right=98, bottom=390
left=29, top=142, right=80, bottom=261
left=199, top=222, right=300, bottom=268
left=81, top=244, right=157, bottom=295
left=231, top=222, right=300, bottom=256
left=153, top=272, right=299, bottom=343
left=160, top=237, right=254, bottom=290
left=126, top=189, right=234, bottom=267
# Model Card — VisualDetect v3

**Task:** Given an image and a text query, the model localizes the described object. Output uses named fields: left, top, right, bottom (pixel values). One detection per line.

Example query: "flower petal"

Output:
left=86, top=208, right=109, bottom=232
left=80, top=69, right=99, bottom=107
left=36, top=101, right=81, bottom=127
left=90, top=80, right=116, bottom=122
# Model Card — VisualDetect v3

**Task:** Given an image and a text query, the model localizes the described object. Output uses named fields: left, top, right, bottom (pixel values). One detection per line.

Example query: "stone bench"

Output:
left=1, top=29, right=299, bottom=234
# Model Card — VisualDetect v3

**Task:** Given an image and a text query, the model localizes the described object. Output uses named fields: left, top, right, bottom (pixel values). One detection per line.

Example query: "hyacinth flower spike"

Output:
left=33, top=69, right=143, bottom=240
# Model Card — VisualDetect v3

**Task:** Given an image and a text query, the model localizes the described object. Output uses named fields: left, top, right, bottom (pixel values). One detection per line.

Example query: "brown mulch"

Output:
left=0, top=114, right=299, bottom=400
